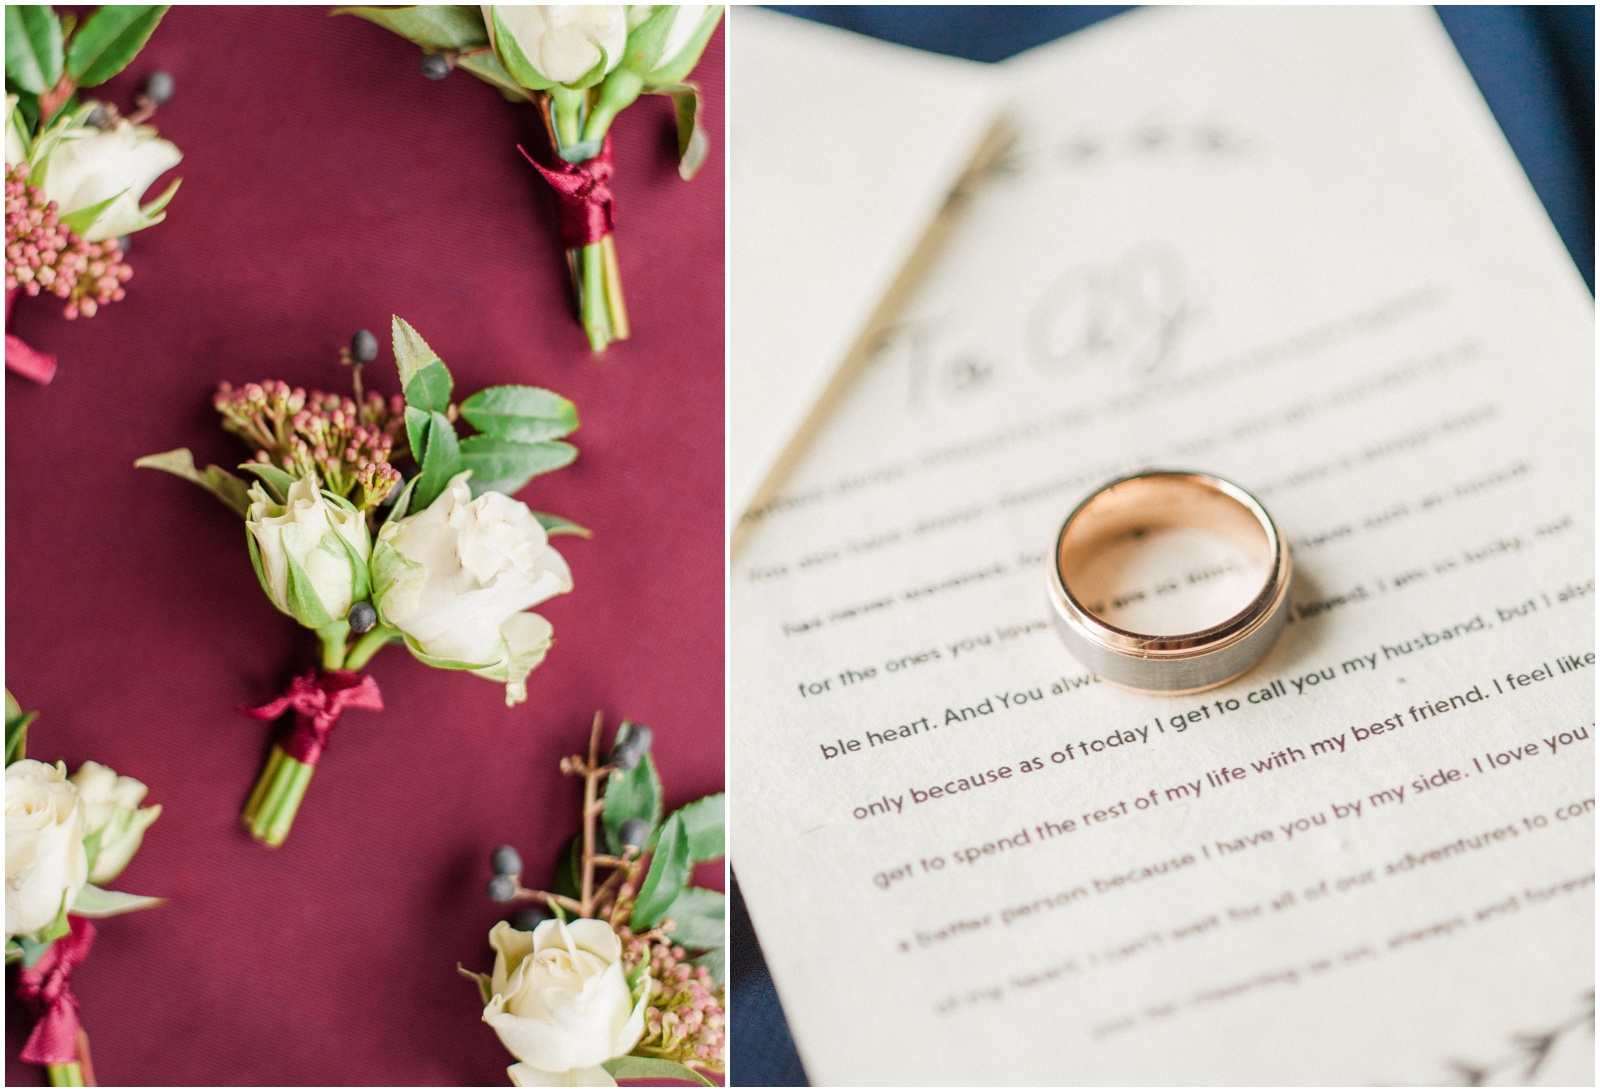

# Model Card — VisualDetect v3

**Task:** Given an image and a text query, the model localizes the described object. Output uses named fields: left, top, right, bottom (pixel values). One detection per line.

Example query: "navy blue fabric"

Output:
left=734, top=7, right=1596, bottom=1085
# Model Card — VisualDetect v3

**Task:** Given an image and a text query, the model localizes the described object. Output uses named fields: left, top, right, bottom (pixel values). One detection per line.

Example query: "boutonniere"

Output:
left=138, top=317, right=588, bottom=846
left=337, top=5, right=723, bottom=352
left=5, top=692, right=164, bottom=1087
left=462, top=713, right=726, bottom=1086
left=5, top=5, right=181, bottom=384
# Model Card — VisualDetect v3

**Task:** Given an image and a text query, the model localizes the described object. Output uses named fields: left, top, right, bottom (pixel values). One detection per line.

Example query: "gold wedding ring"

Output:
left=1046, top=470, right=1291, bottom=694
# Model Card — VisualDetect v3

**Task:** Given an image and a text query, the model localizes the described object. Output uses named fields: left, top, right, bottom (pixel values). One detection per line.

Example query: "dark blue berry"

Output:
left=347, top=601, right=378, bottom=634
left=85, top=104, right=109, bottom=129
left=420, top=53, right=451, bottom=80
left=486, top=874, right=517, bottom=903
left=510, top=905, right=551, bottom=932
left=490, top=844, right=523, bottom=877
left=144, top=71, right=175, bottom=105
left=627, top=724, right=653, bottom=755
left=619, top=818, right=650, bottom=849
left=610, top=741, right=640, bottom=772
left=350, top=329, right=378, bottom=364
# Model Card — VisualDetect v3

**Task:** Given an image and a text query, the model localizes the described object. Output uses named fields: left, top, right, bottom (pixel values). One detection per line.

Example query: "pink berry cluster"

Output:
left=5, top=162, right=132, bottom=318
left=617, top=926, right=727, bottom=1074
left=214, top=380, right=408, bottom=510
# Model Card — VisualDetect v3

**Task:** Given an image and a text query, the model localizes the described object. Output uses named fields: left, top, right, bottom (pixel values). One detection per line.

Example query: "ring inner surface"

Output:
left=1058, top=476, right=1273, bottom=640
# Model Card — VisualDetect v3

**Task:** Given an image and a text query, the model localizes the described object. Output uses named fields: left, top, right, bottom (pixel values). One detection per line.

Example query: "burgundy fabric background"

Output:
left=5, top=7, right=724, bottom=1085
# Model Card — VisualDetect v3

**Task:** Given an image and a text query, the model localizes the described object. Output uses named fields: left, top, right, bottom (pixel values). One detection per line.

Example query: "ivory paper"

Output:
left=730, top=7, right=1594, bottom=1084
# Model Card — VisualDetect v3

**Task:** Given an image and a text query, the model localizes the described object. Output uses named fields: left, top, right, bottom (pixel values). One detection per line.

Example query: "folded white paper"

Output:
left=727, top=9, right=1002, bottom=539
left=731, top=7, right=1594, bottom=1084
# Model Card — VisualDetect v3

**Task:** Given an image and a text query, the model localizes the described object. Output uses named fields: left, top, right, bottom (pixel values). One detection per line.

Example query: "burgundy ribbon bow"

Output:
left=520, top=137, right=616, bottom=249
left=18, top=916, right=95, bottom=1065
left=5, top=288, right=59, bottom=385
left=242, top=669, right=383, bottom=766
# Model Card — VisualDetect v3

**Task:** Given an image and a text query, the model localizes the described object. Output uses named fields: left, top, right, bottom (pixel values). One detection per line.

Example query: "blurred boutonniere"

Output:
left=463, top=713, right=726, bottom=1086
left=337, top=5, right=723, bottom=352
left=6, top=691, right=163, bottom=1087
left=5, top=5, right=181, bottom=384
left=137, top=317, right=588, bottom=847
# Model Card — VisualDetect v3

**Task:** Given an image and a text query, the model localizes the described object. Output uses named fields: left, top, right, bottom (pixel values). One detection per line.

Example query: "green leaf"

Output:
left=404, top=359, right=453, bottom=414
left=15, top=933, right=53, bottom=968
left=601, top=1056, right=714, bottom=1086
left=333, top=5, right=488, bottom=53
left=631, top=812, right=690, bottom=931
left=391, top=315, right=446, bottom=390
left=6, top=690, right=37, bottom=765
left=459, top=385, right=578, bottom=442
left=486, top=5, right=554, bottom=90
left=411, top=412, right=461, bottom=510
left=602, top=742, right=662, bottom=854
left=664, top=886, right=724, bottom=949
left=58, top=188, right=126, bottom=235
left=549, top=834, right=581, bottom=900
left=456, top=436, right=576, bottom=497
left=531, top=511, right=591, bottom=538
left=658, top=82, right=709, bottom=181
left=65, top=5, right=167, bottom=87
left=134, top=449, right=251, bottom=517
left=5, top=6, right=64, bottom=96
left=283, top=548, right=335, bottom=628
left=670, top=793, right=725, bottom=861
left=454, top=50, right=532, bottom=101
left=238, top=461, right=297, bottom=504
left=404, top=405, right=431, bottom=469
left=694, top=946, right=726, bottom=986
left=71, top=883, right=163, bottom=918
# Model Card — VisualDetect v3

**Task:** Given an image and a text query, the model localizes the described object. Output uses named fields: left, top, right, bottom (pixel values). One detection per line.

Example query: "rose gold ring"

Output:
left=1046, top=470, right=1291, bottom=694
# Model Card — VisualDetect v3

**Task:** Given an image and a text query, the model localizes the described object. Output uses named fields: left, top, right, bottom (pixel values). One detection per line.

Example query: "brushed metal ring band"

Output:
left=1046, top=470, right=1291, bottom=694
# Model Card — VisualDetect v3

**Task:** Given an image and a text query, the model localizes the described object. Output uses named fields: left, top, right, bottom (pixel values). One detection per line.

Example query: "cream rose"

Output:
left=372, top=472, right=572, bottom=706
left=5, top=760, right=88, bottom=939
left=246, top=474, right=373, bottom=630
left=36, top=114, right=181, bottom=241
left=483, top=919, right=649, bottom=1086
left=484, top=5, right=628, bottom=88
left=69, top=761, right=162, bottom=885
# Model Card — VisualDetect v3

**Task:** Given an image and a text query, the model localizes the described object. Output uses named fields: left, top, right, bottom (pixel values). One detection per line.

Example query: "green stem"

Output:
left=580, top=243, right=609, bottom=351
left=316, top=622, right=350, bottom=671
left=241, top=744, right=285, bottom=827
left=582, top=68, right=643, bottom=144
left=45, top=1063, right=83, bottom=1086
left=343, top=625, right=398, bottom=672
left=243, top=744, right=315, bottom=848
left=549, top=86, right=584, bottom=150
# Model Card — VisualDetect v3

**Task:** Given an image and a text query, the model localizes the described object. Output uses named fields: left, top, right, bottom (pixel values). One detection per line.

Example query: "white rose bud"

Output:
left=483, top=919, right=649, bottom=1086
left=69, top=761, right=161, bottom=885
left=6, top=95, right=26, bottom=167
left=5, top=760, right=88, bottom=939
left=246, top=474, right=373, bottom=631
left=35, top=114, right=181, bottom=242
left=373, top=473, right=572, bottom=706
left=620, top=6, right=720, bottom=83
left=484, top=5, right=628, bottom=89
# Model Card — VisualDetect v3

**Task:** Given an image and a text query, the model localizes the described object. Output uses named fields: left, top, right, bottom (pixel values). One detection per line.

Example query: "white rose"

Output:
left=69, top=761, right=161, bottom=885
left=484, top=5, right=628, bottom=88
left=623, top=5, right=714, bottom=74
left=483, top=919, right=649, bottom=1087
left=373, top=472, right=572, bottom=706
left=5, top=95, right=26, bottom=167
left=246, top=474, right=373, bottom=630
left=35, top=114, right=181, bottom=241
left=5, top=760, right=88, bottom=939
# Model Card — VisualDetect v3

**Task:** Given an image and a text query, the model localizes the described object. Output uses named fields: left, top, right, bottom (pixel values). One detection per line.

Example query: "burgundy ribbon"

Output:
left=520, top=137, right=616, bottom=249
left=241, top=669, right=383, bottom=766
left=5, top=288, right=58, bottom=385
left=17, top=916, right=95, bottom=1065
